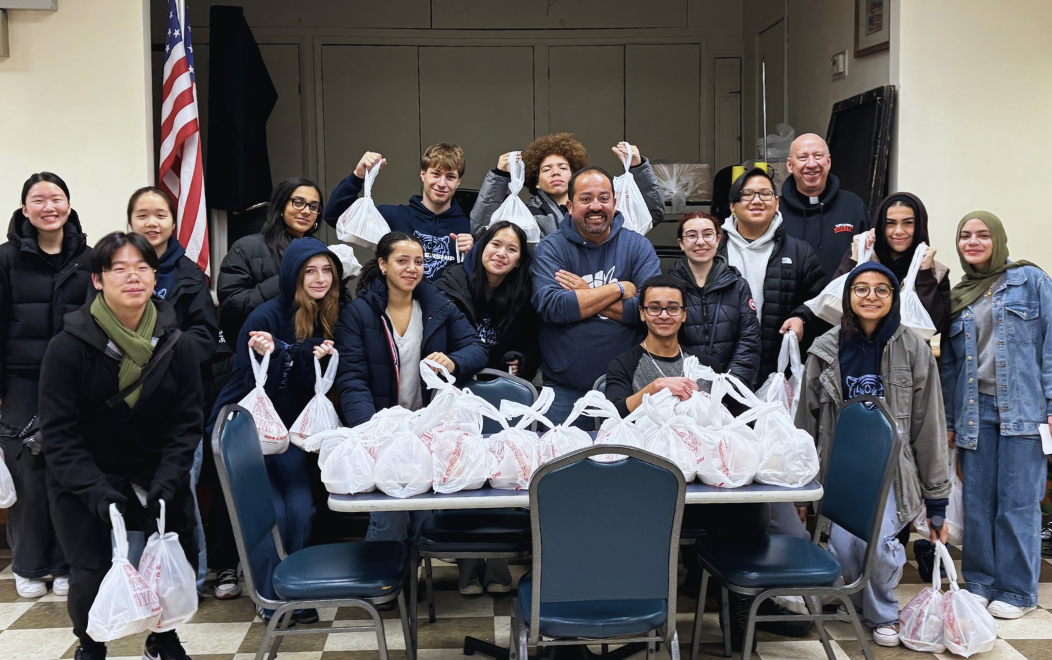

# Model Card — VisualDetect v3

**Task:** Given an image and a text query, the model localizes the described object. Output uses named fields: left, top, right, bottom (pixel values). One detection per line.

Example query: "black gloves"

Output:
left=96, top=491, right=128, bottom=528
left=146, top=483, right=173, bottom=520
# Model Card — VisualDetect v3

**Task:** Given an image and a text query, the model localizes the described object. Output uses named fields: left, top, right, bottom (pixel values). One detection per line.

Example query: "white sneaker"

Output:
left=459, top=577, right=483, bottom=596
left=15, top=575, right=47, bottom=599
left=987, top=601, right=1036, bottom=619
left=52, top=576, right=69, bottom=596
left=972, top=594, right=990, bottom=608
left=873, top=624, right=900, bottom=647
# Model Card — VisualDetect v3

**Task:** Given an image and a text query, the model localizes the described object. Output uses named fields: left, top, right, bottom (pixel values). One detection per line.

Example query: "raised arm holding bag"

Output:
left=488, top=151, right=541, bottom=243
left=804, top=233, right=873, bottom=324
left=336, top=161, right=390, bottom=250
left=613, top=142, right=654, bottom=236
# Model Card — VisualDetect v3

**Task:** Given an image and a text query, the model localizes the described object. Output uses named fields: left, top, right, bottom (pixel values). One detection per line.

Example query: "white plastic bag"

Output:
left=373, top=429, right=433, bottom=498
left=236, top=348, right=289, bottom=456
left=757, top=123, right=795, bottom=161
left=580, top=390, right=646, bottom=463
left=138, top=500, right=198, bottom=632
left=489, top=151, right=541, bottom=243
left=694, top=425, right=760, bottom=488
left=940, top=542, right=997, bottom=657
left=320, top=433, right=376, bottom=495
left=639, top=390, right=704, bottom=481
left=413, top=360, right=483, bottom=433
left=87, top=504, right=162, bottom=641
left=427, top=421, right=493, bottom=494
left=750, top=402, right=820, bottom=487
left=900, top=540, right=949, bottom=653
left=0, top=448, right=16, bottom=508
left=900, top=242, right=938, bottom=341
left=612, top=142, right=653, bottom=236
left=290, top=351, right=341, bottom=451
left=327, top=243, right=363, bottom=280
left=680, top=356, right=755, bottom=423
left=537, top=391, right=593, bottom=465
left=804, top=234, right=874, bottom=324
left=336, top=162, right=391, bottom=250
left=483, top=396, right=543, bottom=491
left=914, top=454, right=964, bottom=546
left=756, top=332, right=804, bottom=418
left=355, top=406, right=415, bottom=460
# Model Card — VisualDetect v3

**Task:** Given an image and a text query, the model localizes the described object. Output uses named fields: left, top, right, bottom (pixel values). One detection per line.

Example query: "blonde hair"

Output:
left=420, top=143, right=466, bottom=177
left=293, top=254, right=340, bottom=342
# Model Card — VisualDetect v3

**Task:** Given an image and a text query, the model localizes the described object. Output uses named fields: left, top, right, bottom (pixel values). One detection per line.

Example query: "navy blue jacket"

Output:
left=334, top=278, right=488, bottom=427
left=323, top=173, right=470, bottom=281
left=208, top=238, right=342, bottom=433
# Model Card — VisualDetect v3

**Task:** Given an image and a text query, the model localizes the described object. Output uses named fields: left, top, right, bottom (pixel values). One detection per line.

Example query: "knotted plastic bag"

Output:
left=138, top=500, right=198, bottom=632
left=0, top=448, right=16, bottom=508
left=320, top=432, right=376, bottom=495
left=422, top=390, right=500, bottom=493
left=236, top=347, right=289, bottom=455
left=756, top=332, right=804, bottom=418
left=483, top=396, right=542, bottom=491
left=804, top=233, right=874, bottom=324
left=900, top=539, right=949, bottom=653
left=355, top=406, right=415, bottom=460
left=749, top=402, right=819, bottom=487
left=613, top=142, right=653, bottom=236
left=900, top=242, right=938, bottom=340
left=678, top=356, right=741, bottom=426
left=489, top=151, right=541, bottom=243
left=579, top=390, right=646, bottom=463
left=87, top=504, right=162, bottom=641
left=536, top=389, right=593, bottom=465
left=940, top=542, right=997, bottom=657
left=414, top=359, right=484, bottom=433
left=290, top=351, right=341, bottom=451
left=373, top=428, right=433, bottom=498
left=639, top=389, right=704, bottom=481
left=336, top=161, right=391, bottom=250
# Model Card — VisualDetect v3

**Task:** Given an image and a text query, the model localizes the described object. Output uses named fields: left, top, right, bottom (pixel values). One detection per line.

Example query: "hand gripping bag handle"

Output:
left=110, top=503, right=130, bottom=561
left=777, top=331, right=803, bottom=376
left=154, top=499, right=166, bottom=536
left=420, top=358, right=457, bottom=391
left=248, top=345, right=271, bottom=388
left=640, top=388, right=679, bottom=424
left=361, top=161, right=381, bottom=199
left=313, top=348, right=340, bottom=396
left=508, top=151, right=525, bottom=195
left=617, top=141, right=633, bottom=174
left=854, top=233, right=875, bottom=265
left=901, top=242, right=929, bottom=292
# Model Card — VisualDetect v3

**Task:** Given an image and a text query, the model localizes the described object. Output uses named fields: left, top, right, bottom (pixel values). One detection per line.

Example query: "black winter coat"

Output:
left=217, top=233, right=279, bottom=343
left=160, top=244, right=220, bottom=370
left=434, top=263, right=541, bottom=382
left=0, top=210, right=93, bottom=430
left=39, top=301, right=202, bottom=536
left=718, top=226, right=827, bottom=386
left=668, top=256, right=761, bottom=386
left=335, top=278, right=489, bottom=426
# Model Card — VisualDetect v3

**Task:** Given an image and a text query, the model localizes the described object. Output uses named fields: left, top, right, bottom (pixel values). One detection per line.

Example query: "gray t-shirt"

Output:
left=632, top=350, right=685, bottom=393
left=972, top=274, right=1004, bottom=396
left=392, top=300, right=424, bottom=411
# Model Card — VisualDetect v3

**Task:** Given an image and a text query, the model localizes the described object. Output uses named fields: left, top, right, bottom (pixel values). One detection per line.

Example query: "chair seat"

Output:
left=695, top=534, right=841, bottom=589
left=517, top=573, right=667, bottom=639
left=272, top=541, right=408, bottom=601
left=418, top=509, right=531, bottom=555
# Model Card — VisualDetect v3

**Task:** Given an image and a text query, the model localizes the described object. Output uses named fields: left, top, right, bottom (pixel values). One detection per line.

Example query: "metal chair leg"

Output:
left=254, top=605, right=285, bottom=660
left=266, top=605, right=295, bottom=660
left=689, top=570, right=709, bottom=660
left=398, top=591, right=415, bottom=660
left=739, top=594, right=762, bottom=660
left=837, top=594, right=875, bottom=660
left=720, top=586, right=732, bottom=659
left=424, top=557, right=436, bottom=623
left=804, top=595, right=835, bottom=660
left=372, top=601, right=391, bottom=660
left=670, top=629, right=681, bottom=660
left=409, top=546, right=420, bottom=646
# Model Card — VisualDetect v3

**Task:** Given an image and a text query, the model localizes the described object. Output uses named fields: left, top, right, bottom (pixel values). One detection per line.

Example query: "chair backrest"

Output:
left=817, top=396, right=902, bottom=553
left=529, top=445, right=684, bottom=610
left=470, top=368, right=537, bottom=434
left=592, top=374, right=607, bottom=393
left=211, top=404, right=282, bottom=605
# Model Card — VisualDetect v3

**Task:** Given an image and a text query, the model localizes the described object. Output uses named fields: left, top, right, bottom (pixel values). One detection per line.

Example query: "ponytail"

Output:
left=355, top=259, right=382, bottom=297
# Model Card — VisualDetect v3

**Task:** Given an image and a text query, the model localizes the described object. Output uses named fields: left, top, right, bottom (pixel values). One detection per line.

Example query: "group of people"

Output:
left=2, top=130, right=1049, bottom=660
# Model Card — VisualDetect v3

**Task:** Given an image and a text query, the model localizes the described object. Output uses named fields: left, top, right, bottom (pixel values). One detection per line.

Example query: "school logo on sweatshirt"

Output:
left=833, top=223, right=854, bottom=234
left=846, top=374, right=883, bottom=409
left=415, top=231, right=455, bottom=278
left=583, top=266, right=618, bottom=320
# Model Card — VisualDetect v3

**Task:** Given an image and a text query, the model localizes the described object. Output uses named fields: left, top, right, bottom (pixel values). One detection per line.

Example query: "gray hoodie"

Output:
left=722, top=212, right=783, bottom=321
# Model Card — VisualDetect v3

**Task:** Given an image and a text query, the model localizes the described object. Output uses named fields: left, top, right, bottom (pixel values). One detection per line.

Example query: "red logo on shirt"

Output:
left=833, top=223, right=854, bottom=234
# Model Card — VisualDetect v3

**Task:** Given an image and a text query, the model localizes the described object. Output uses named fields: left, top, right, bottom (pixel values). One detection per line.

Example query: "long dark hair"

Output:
left=355, top=231, right=424, bottom=297
left=21, top=172, right=70, bottom=206
left=262, top=177, right=324, bottom=265
left=468, top=221, right=532, bottom=328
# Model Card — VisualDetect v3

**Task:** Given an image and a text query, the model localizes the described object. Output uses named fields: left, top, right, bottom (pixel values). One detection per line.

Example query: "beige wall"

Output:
left=894, top=0, right=1052, bottom=272
left=786, top=0, right=889, bottom=137
left=0, top=0, right=153, bottom=242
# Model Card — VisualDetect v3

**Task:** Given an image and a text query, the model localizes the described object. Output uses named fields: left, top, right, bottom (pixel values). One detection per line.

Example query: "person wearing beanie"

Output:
left=796, top=261, right=951, bottom=648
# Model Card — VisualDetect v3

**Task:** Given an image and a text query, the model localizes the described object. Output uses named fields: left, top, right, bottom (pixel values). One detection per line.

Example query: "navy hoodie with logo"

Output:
left=324, top=173, right=469, bottom=281
left=530, top=212, right=661, bottom=392
left=779, top=173, right=871, bottom=279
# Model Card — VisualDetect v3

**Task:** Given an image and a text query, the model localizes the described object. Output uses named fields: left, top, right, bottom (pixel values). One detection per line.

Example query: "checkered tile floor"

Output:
left=0, top=539, right=1050, bottom=660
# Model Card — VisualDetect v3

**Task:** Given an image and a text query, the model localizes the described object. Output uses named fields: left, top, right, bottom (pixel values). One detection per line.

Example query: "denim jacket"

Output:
left=940, top=264, right=1052, bottom=448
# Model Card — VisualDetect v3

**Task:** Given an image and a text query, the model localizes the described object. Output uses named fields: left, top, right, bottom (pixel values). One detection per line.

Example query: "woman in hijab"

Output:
left=941, top=211, right=1052, bottom=620
left=797, top=261, right=950, bottom=648
left=833, top=193, right=952, bottom=336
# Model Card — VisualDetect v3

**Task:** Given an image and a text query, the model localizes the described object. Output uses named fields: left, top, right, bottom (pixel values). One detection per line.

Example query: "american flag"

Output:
left=159, top=0, right=209, bottom=276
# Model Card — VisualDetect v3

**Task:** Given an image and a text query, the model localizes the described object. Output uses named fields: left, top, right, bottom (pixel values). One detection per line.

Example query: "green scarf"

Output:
left=950, top=210, right=1037, bottom=317
left=90, top=295, right=157, bottom=407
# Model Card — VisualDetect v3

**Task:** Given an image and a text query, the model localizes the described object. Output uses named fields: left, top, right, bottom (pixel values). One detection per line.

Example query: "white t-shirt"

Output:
left=391, top=299, right=424, bottom=411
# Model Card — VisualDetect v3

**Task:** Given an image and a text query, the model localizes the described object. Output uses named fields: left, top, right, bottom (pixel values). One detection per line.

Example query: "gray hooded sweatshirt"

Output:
left=722, top=212, right=783, bottom=321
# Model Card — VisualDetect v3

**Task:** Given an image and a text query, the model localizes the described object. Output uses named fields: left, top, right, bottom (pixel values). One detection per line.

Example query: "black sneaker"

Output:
left=74, top=646, right=106, bottom=660
left=915, top=540, right=953, bottom=583
left=142, top=631, right=191, bottom=660
left=213, top=567, right=242, bottom=600
left=294, top=608, right=320, bottom=624
left=256, top=603, right=296, bottom=627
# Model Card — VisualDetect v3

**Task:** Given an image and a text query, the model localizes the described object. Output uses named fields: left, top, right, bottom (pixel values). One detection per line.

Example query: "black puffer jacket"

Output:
left=0, top=210, right=93, bottom=429
left=217, top=233, right=279, bottom=343
left=434, top=263, right=541, bottom=382
left=667, top=256, right=761, bottom=386
left=717, top=226, right=827, bottom=387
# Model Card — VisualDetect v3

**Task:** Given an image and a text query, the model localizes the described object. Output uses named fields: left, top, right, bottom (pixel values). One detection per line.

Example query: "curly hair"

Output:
left=522, top=133, right=589, bottom=194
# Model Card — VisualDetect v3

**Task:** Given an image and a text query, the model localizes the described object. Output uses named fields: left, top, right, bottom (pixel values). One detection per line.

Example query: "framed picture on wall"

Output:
left=854, top=0, right=890, bottom=57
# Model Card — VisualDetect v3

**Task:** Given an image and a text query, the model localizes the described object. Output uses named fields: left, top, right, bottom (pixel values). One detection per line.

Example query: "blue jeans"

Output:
left=544, top=382, right=593, bottom=430
left=265, top=445, right=315, bottom=555
left=960, top=394, right=1045, bottom=607
left=189, top=439, right=207, bottom=592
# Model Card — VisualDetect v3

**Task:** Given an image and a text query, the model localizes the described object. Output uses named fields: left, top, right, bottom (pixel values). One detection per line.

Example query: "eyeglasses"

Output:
left=851, top=285, right=893, bottom=299
left=104, top=266, right=156, bottom=281
left=289, top=197, right=321, bottom=215
left=643, top=305, right=685, bottom=317
left=739, top=190, right=776, bottom=202
left=681, top=230, right=719, bottom=244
